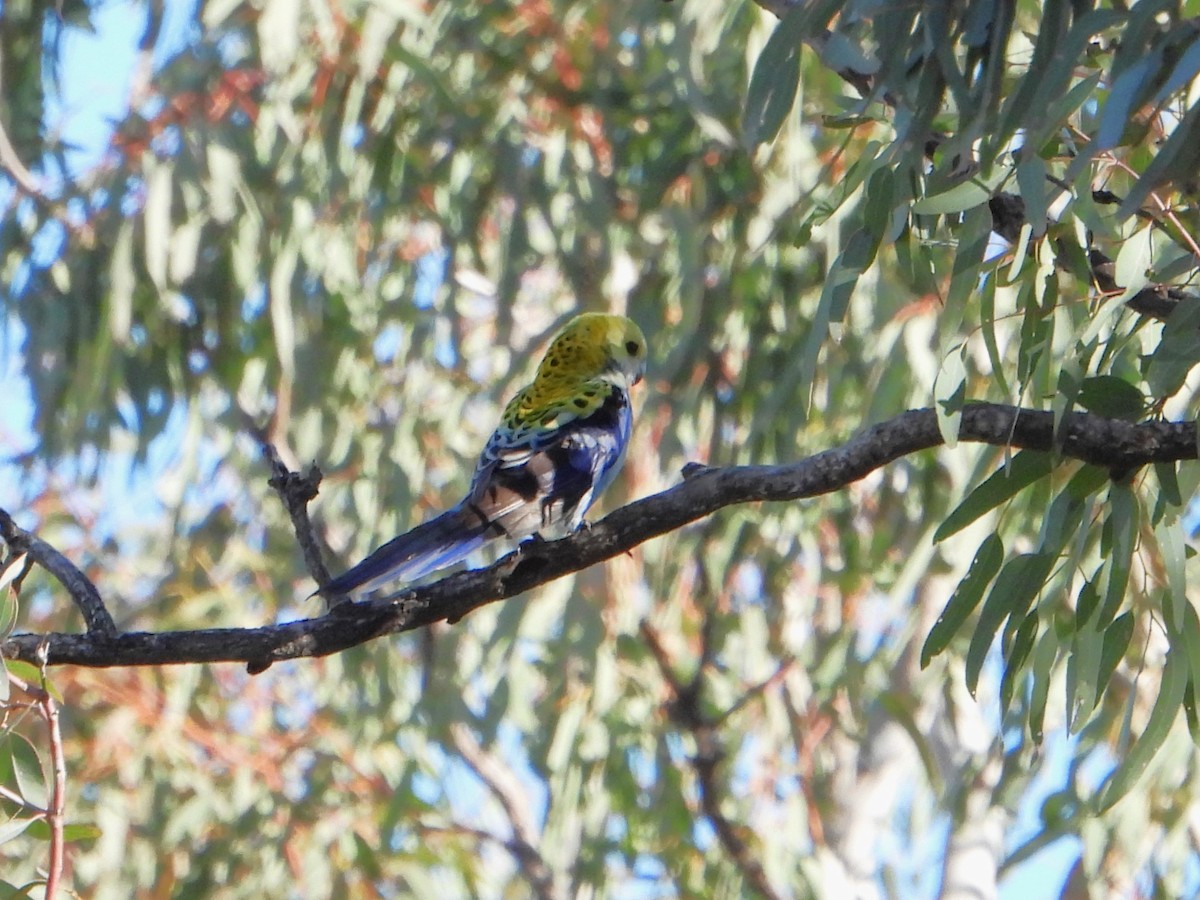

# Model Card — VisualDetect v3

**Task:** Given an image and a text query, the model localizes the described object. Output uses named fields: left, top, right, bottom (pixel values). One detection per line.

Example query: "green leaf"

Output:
left=2, top=660, right=43, bottom=687
left=945, top=204, right=994, bottom=334
left=1000, top=8, right=1121, bottom=157
left=1099, top=483, right=1137, bottom=626
left=24, top=820, right=101, bottom=842
left=934, top=451, right=1055, bottom=542
left=921, top=534, right=1004, bottom=667
left=1117, top=101, right=1200, bottom=220
left=1067, top=619, right=1104, bottom=730
left=1155, top=461, right=1183, bottom=508
left=108, top=221, right=135, bottom=344
left=1157, top=520, right=1187, bottom=635
left=1001, top=611, right=1040, bottom=715
left=0, top=818, right=35, bottom=847
left=863, top=166, right=897, bottom=246
left=934, top=345, right=967, bottom=448
left=1153, top=38, right=1200, bottom=105
left=1183, top=603, right=1200, bottom=697
left=1023, top=71, right=1103, bottom=158
left=1095, top=612, right=1134, bottom=710
left=0, top=552, right=26, bottom=595
left=912, top=166, right=1011, bottom=215
left=1065, top=464, right=1110, bottom=501
left=144, top=158, right=173, bottom=289
left=1096, top=650, right=1187, bottom=812
left=0, top=592, right=14, bottom=646
left=1146, top=293, right=1200, bottom=399
left=1075, top=578, right=1102, bottom=630
left=797, top=228, right=881, bottom=417
left=1076, top=375, right=1145, bottom=420
left=1185, top=681, right=1200, bottom=744
left=1029, top=627, right=1059, bottom=744
left=966, top=553, right=1057, bottom=695
left=979, top=276, right=1012, bottom=399
left=0, top=880, right=41, bottom=899
left=1114, top=226, right=1154, bottom=297
left=1015, top=154, right=1048, bottom=237
left=1036, top=481, right=1088, bottom=557
left=819, top=30, right=879, bottom=75
left=1095, top=54, right=1160, bottom=150
left=743, top=5, right=808, bottom=146
left=7, top=735, right=47, bottom=812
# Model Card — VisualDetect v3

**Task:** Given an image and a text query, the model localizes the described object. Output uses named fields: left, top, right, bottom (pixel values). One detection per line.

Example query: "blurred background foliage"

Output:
left=2, top=0, right=1200, bottom=896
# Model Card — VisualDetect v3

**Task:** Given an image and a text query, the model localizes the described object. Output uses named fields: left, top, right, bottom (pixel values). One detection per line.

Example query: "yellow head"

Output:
left=534, top=313, right=647, bottom=391
left=498, top=313, right=647, bottom=437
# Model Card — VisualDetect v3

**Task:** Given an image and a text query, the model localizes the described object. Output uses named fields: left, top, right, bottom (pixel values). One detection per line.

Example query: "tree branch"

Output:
left=260, top=443, right=339, bottom=606
left=0, top=403, right=1195, bottom=669
left=989, top=191, right=1200, bottom=324
left=0, top=510, right=117, bottom=638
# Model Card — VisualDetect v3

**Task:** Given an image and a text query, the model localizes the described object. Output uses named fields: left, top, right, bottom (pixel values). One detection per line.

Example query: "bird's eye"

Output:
left=625, top=340, right=641, bottom=356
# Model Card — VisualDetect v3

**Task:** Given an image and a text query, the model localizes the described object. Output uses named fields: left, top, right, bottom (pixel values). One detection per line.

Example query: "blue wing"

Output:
left=321, top=388, right=632, bottom=597
left=468, top=384, right=632, bottom=535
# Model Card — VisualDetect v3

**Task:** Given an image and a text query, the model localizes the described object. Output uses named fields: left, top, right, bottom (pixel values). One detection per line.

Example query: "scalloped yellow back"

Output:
left=499, top=313, right=646, bottom=438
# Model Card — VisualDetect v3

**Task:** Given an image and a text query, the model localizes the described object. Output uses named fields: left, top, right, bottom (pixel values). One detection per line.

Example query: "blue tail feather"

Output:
left=321, top=505, right=489, bottom=597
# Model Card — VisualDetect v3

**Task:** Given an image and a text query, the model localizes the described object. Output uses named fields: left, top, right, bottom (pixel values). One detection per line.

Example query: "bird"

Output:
left=321, top=312, right=648, bottom=598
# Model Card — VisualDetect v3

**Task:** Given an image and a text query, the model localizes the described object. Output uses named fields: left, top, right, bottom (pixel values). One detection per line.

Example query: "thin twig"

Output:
left=9, top=664, right=67, bottom=899
left=0, top=117, right=40, bottom=195
left=240, top=412, right=339, bottom=616
left=641, top=621, right=784, bottom=900
left=1105, top=157, right=1200, bottom=264
left=715, top=657, right=795, bottom=726
left=260, top=443, right=336, bottom=605
left=448, top=723, right=559, bottom=900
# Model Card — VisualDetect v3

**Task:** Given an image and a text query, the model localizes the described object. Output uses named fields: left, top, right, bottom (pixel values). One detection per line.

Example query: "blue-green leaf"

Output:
left=934, top=451, right=1055, bottom=542
left=1001, top=611, right=1040, bottom=715
left=966, top=553, right=1057, bottom=695
left=1095, top=612, right=1134, bottom=711
left=1096, top=54, right=1161, bottom=150
left=921, top=534, right=1004, bottom=667
left=1117, top=102, right=1200, bottom=220
left=743, top=6, right=808, bottom=146
left=1016, top=154, right=1048, bottom=236
left=1146, top=292, right=1200, bottom=399
left=1076, top=375, right=1145, bottom=420
left=912, top=166, right=1011, bottom=215
left=1097, top=650, right=1187, bottom=812
left=1099, top=483, right=1137, bottom=625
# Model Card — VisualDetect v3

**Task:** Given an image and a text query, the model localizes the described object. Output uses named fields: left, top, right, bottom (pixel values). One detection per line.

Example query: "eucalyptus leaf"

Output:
left=922, top=534, right=1004, bottom=667
left=966, top=553, right=1056, bottom=696
left=1097, top=650, right=1187, bottom=812
left=935, top=451, right=1054, bottom=542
